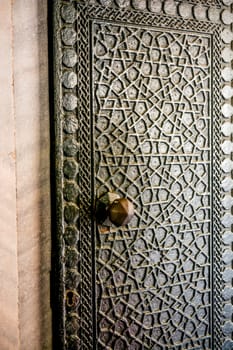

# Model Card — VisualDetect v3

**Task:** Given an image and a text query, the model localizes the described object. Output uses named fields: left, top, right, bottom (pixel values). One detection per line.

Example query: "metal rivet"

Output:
left=63, top=94, right=78, bottom=111
left=61, top=28, right=77, bottom=46
left=62, top=71, right=77, bottom=89
left=63, top=49, right=77, bottom=68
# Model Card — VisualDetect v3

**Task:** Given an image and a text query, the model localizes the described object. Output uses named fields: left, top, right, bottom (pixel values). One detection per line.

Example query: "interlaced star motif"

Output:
left=94, top=23, right=212, bottom=349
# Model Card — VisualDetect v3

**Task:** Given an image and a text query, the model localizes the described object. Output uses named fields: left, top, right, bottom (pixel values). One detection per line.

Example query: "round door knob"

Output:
left=96, top=192, right=134, bottom=227
left=109, top=198, right=134, bottom=227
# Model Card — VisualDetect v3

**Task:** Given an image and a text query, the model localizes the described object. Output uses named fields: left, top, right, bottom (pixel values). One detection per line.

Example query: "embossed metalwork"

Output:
left=178, top=0, right=222, bottom=7
left=94, top=22, right=214, bottom=349
left=53, top=1, right=233, bottom=349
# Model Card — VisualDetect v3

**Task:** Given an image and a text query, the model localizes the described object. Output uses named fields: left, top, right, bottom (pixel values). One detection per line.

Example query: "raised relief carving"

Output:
left=94, top=23, right=212, bottom=348
left=54, top=0, right=233, bottom=348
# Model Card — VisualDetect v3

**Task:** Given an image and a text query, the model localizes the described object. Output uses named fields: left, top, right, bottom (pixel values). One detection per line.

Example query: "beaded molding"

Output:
left=220, top=2, right=233, bottom=350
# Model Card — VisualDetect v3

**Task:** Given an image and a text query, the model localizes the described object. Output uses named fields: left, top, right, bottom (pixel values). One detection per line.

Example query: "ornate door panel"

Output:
left=53, top=1, right=233, bottom=349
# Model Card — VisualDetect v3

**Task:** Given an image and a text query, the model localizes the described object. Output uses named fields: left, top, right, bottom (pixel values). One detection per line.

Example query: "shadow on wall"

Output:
left=37, top=0, right=52, bottom=348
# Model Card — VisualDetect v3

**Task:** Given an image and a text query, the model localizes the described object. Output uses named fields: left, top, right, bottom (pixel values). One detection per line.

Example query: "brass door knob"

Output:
left=96, top=192, right=134, bottom=227
left=109, top=198, right=134, bottom=227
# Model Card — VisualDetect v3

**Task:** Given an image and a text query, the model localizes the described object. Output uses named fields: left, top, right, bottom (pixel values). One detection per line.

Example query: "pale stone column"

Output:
left=13, top=0, right=52, bottom=349
left=0, top=0, right=52, bottom=349
left=0, top=1, right=19, bottom=349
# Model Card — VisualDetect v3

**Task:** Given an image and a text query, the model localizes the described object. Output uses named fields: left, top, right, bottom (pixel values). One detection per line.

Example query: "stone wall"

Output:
left=0, top=1, right=51, bottom=349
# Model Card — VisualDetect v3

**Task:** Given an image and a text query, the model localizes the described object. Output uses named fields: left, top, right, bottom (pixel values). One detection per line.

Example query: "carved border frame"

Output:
left=53, top=1, right=233, bottom=349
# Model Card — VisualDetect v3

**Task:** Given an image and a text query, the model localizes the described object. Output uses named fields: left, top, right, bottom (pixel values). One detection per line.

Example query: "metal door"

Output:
left=53, top=1, right=233, bottom=349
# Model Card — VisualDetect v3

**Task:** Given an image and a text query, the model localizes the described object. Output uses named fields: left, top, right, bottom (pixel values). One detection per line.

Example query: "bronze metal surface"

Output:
left=53, top=1, right=233, bottom=349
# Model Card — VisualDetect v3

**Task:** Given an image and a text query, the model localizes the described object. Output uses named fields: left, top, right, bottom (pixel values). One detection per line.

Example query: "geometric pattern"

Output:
left=94, top=23, right=212, bottom=349
left=53, top=0, right=233, bottom=349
